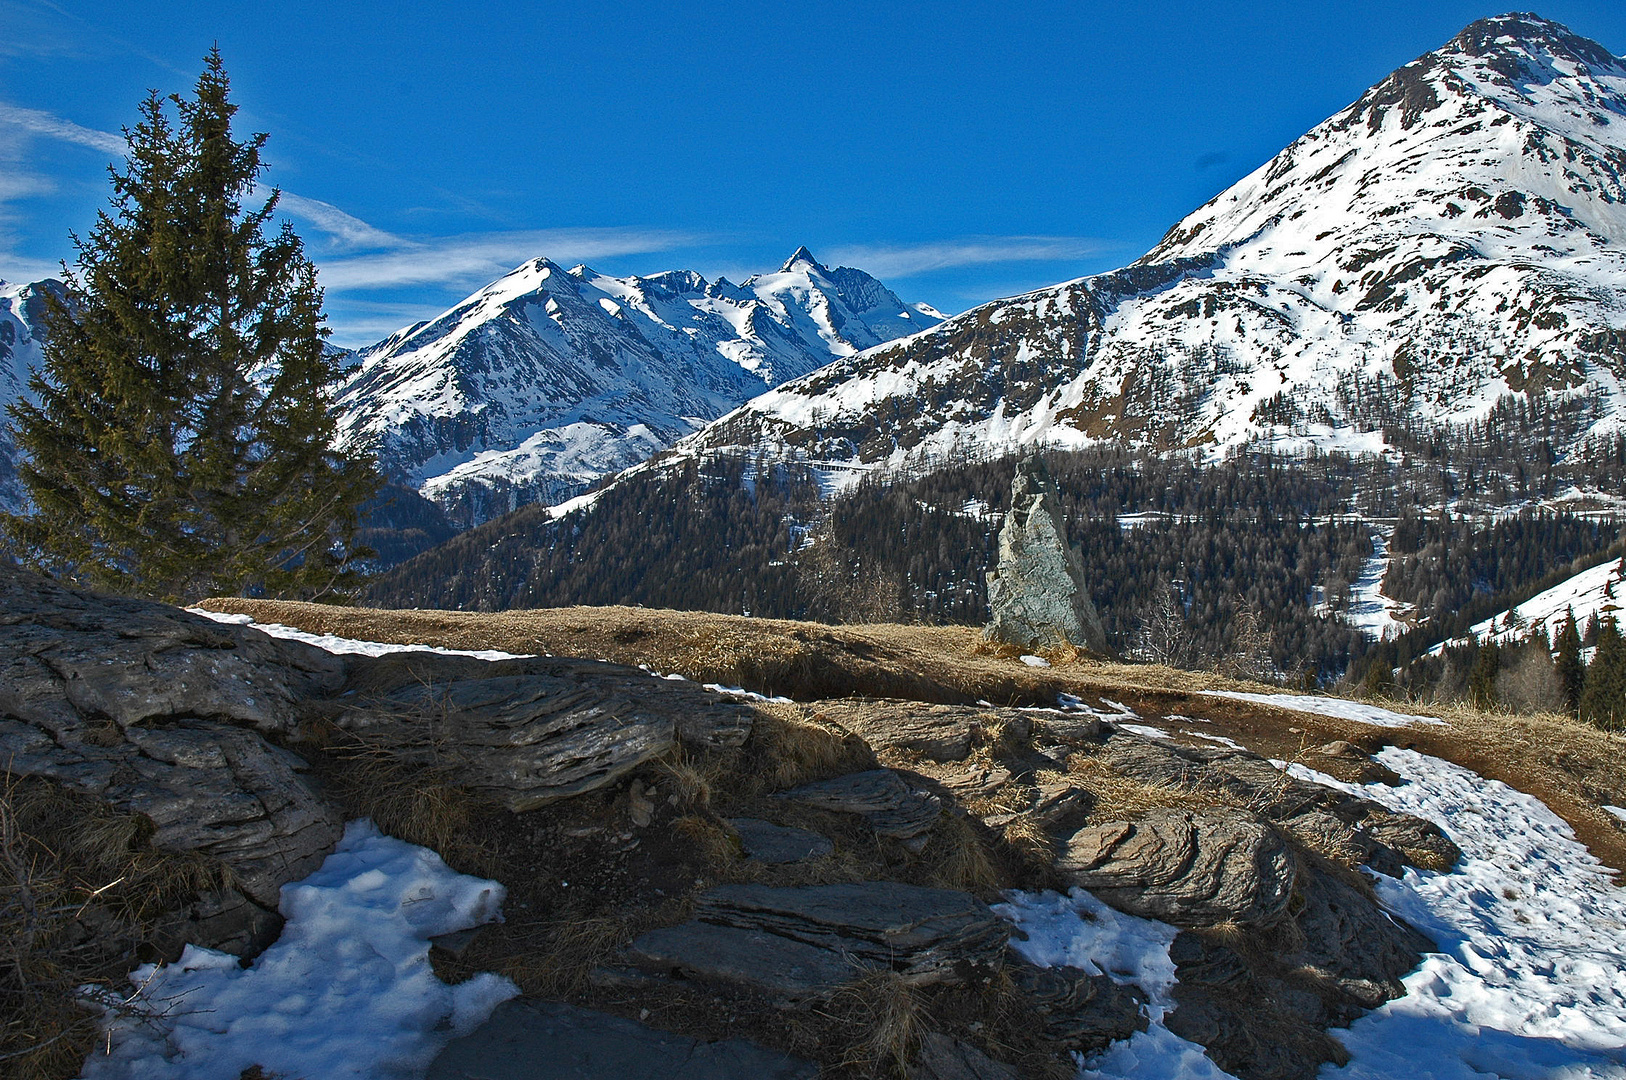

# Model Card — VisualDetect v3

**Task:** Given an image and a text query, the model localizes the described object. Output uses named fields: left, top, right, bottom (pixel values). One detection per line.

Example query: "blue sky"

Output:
left=3, top=1, right=1626, bottom=346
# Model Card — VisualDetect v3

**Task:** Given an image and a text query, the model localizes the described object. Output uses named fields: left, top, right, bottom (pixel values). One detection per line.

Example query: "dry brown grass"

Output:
left=829, top=969, right=924, bottom=1078
left=1, top=775, right=234, bottom=1080
left=1065, top=751, right=1214, bottom=823
left=500, top=912, right=638, bottom=998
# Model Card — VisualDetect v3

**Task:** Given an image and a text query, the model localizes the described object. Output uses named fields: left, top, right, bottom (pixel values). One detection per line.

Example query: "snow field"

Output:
left=998, top=689, right=1626, bottom=1078
left=81, top=822, right=518, bottom=1080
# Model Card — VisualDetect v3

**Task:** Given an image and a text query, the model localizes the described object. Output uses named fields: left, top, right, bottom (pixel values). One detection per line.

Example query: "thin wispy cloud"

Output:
left=314, top=228, right=704, bottom=292
left=825, top=236, right=1109, bottom=278
left=0, top=102, right=125, bottom=155
left=274, top=192, right=402, bottom=250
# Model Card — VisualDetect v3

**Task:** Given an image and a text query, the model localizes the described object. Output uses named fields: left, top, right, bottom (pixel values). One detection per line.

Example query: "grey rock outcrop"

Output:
left=624, top=882, right=1009, bottom=999
left=777, top=769, right=942, bottom=842
left=335, top=651, right=753, bottom=811
left=427, top=998, right=817, bottom=1080
left=1057, top=809, right=1297, bottom=928
left=910, top=1032, right=1020, bottom=1080
left=1095, top=732, right=1460, bottom=876
left=0, top=568, right=346, bottom=908
left=982, top=457, right=1108, bottom=654
left=0, top=562, right=759, bottom=939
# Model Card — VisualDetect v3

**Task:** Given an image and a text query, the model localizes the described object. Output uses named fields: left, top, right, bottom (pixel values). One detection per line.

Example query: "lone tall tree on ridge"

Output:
left=4, top=49, right=377, bottom=602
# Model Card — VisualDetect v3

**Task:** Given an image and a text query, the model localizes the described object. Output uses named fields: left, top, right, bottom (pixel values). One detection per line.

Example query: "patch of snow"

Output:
left=82, top=821, right=518, bottom=1080
left=702, top=682, right=794, bottom=704
left=994, top=889, right=1239, bottom=1079
left=189, top=609, right=534, bottom=661
left=1285, top=749, right=1626, bottom=1078
left=1605, top=805, right=1626, bottom=824
left=1021, top=654, right=1052, bottom=667
left=1118, top=723, right=1172, bottom=741
left=1184, top=730, right=1248, bottom=751
left=1203, top=691, right=1446, bottom=728
left=1342, top=528, right=1411, bottom=642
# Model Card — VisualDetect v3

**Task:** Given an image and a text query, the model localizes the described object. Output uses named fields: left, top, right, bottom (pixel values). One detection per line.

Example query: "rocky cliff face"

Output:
left=334, top=250, right=941, bottom=527
left=0, top=278, right=63, bottom=513
left=678, top=15, right=1626, bottom=470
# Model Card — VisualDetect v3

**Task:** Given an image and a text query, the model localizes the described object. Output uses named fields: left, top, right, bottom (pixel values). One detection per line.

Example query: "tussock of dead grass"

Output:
left=500, top=913, right=638, bottom=998
left=742, top=705, right=876, bottom=794
left=322, top=740, right=488, bottom=871
left=830, top=969, right=924, bottom=1078
left=2, top=776, right=235, bottom=1080
left=921, top=814, right=1000, bottom=894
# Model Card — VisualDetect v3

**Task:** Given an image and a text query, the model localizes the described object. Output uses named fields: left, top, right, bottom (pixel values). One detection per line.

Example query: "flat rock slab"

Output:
left=427, top=998, right=816, bottom=1080
left=697, top=882, right=1009, bottom=982
left=335, top=651, right=755, bottom=811
left=1058, top=809, right=1295, bottom=928
left=728, top=818, right=833, bottom=864
left=626, top=921, right=858, bottom=999
left=776, top=769, right=942, bottom=841
left=910, top=1032, right=1019, bottom=1080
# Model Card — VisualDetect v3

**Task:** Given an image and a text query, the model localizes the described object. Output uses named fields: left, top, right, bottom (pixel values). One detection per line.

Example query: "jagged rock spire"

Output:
left=982, top=456, right=1108, bottom=655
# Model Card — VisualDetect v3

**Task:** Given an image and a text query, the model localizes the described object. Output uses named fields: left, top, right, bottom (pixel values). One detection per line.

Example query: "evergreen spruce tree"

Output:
left=1466, top=640, right=1501, bottom=709
left=1581, top=617, right=1626, bottom=731
left=3, top=50, right=376, bottom=601
left=1555, top=608, right=1585, bottom=717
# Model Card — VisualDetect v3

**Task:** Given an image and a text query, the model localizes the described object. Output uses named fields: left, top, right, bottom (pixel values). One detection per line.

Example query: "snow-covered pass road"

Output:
left=109, top=614, right=1626, bottom=1079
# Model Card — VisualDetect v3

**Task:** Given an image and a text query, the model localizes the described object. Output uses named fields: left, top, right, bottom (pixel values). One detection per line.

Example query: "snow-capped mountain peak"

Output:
left=680, top=14, right=1626, bottom=474
left=334, top=252, right=942, bottom=526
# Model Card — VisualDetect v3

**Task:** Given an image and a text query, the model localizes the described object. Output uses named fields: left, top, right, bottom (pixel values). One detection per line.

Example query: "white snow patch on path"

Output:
left=1203, top=691, right=1447, bottom=728
left=190, top=608, right=534, bottom=661
left=995, top=889, right=1238, bottom=1080
left=81, top=821, right=518, bottom=1080
left=1293, top=749, right=1626, bottom=1079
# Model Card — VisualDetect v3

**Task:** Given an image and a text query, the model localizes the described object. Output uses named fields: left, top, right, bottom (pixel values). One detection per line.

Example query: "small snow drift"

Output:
left=82, top=822, right=517, bottom=1080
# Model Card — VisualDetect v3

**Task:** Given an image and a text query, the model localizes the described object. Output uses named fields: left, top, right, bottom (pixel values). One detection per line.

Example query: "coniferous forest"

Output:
left=369, top=426, right=1626, bottom=701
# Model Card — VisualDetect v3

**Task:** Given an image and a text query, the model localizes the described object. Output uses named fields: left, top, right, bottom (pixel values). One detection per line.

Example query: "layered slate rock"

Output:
left=336, top=651, right=753, bottom=811
left=427, top=998, right=816, bottom=1080
left=982, top=457, right=1108, bottom=654
left=811, top=701, right=983, bottom=762
left=0, top=563, right=760, bottom=935
left=776, top=769, right=942, bottom=842
left=727, top=818, right=833, bottom=864
left=1007, top=962, right=1147, bottom=1053
left=1096, top=732, right=1459, bottom=876
left=0, top=567, right=345, bottom=908
left=625, top=882, right=1009, bottom=999
left=1057, top=809, right=1296, bottom=928
left=910, top=1032, right=1020, bottom=1080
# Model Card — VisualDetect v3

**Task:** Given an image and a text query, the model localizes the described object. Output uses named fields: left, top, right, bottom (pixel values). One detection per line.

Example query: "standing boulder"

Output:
left=983, top=457, right=1108, bottom=654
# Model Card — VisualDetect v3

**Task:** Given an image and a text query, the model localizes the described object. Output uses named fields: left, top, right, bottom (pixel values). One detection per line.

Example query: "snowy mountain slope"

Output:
left=335, top=250, right=940, bottom=526
left=1431, top=552, right=1626, bottom=654
left=0, top=278, right=63, bottom=513
left=677, top=14, right=1626, bottom=472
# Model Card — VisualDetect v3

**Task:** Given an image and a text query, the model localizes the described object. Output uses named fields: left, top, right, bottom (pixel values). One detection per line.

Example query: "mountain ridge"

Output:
left=665, top=13, right=1626, bottom=477
left=333, top=250, right=943, bottom=526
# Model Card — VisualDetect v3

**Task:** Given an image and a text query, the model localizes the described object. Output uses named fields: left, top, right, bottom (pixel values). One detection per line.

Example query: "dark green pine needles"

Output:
left=4, top=49, right=377, bottom=603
